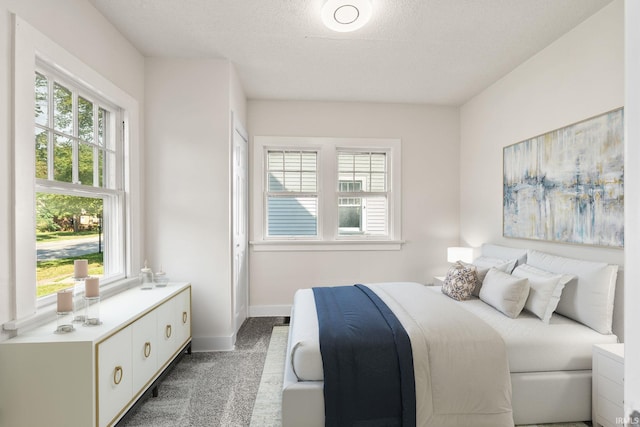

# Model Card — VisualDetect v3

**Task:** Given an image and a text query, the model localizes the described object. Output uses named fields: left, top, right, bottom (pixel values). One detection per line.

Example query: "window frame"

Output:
left=252, top=136, right=403, bottom=251
left=335, top=149, right=391, bottom=238
left=33, top=63, right=127, bottom=305
left=265, top=149, right=320, bottom=239
left=6, top=16, right=142, bottom=329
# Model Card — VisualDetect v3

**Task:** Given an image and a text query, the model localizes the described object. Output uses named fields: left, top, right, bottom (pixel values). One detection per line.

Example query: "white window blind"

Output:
left=253, top=136, right=402, bottom=250
left=337, top=151, right=388, bottom=236
left=266, top=150, right=318, bottom=237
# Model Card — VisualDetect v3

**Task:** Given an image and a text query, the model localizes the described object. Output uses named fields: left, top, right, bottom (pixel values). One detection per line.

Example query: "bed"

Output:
left=281, top=245, right=620, bottom=426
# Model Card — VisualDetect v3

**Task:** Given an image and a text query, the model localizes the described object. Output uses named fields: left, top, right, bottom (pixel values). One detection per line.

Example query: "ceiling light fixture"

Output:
left=321, top=0, right=372, bottom=33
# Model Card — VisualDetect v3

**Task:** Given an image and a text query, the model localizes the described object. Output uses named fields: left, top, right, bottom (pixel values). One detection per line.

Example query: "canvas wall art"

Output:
left=503, top=108, right=624, bottom=247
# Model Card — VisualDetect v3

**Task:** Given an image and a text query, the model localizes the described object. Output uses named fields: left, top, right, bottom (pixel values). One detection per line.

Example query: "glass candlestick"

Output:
left=140, top=260, right=154, bottom=290
left=154, top=270, right=169, bottom=287
left=73, top=278, right=87, bottom=323
left=54, top=311, right=75, bottom=334
left=84, top=296, right=101, bottom=326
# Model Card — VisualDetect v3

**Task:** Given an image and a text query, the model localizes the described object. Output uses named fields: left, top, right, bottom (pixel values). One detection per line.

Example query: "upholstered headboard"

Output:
left=478, top=243, right=623, bottom=339
left=480, top=243, right=527, bottom=267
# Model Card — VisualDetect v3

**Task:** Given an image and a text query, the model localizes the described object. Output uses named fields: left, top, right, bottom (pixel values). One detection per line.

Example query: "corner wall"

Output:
left=145, top=58, right=247, bottom=351
left=247, top=100, right=460, bottom=314
left=459, top=0, right=624, bottom=335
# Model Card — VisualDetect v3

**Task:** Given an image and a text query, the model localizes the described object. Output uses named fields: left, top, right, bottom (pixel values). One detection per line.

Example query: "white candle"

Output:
left=85, top=277, right=100, bottom=298
left=57, top=290, right=73, bottom=313
left=74, top=259, right=88, bottom=278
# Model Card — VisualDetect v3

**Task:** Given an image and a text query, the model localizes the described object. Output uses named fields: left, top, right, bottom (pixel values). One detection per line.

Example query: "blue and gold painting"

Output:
left=503, top=108, right=624, bottom=247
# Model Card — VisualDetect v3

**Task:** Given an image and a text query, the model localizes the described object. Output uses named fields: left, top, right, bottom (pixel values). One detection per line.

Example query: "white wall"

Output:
left=460, top=0, right=625, bottom=334
left=625, top=0, right=640, bottom=419
left=248, top=100, right=460, bottom=314
left=0, top=0, right=144, bottom=339
left=145, top=58, right=246, bottom=351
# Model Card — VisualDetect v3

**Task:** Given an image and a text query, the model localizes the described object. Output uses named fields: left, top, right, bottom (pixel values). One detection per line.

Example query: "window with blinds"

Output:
left=254, top=136, right=401, bottom=247
left=266, top=150, right=318, bottom=237
left=337, top=152, right=388, bottom=236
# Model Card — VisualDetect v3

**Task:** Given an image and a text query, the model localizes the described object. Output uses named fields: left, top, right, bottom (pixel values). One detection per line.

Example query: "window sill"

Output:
left=2, top=277, right=140, bottom=334
left=250, top=240, right=405, bottom=252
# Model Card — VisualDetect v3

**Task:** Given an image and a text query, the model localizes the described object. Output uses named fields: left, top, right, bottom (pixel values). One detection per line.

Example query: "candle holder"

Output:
left=154, top=271, right=169, bottom=287
left=54, top=311, right=75, bottom=334
left=140, top=260, right=154, bottom=290
left=83, top=296, right=102, bottom=326
left=73, top=278, right=88, bottom=323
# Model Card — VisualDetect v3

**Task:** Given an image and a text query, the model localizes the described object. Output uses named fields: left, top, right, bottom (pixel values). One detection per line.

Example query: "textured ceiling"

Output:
left=89, top=0, right=614, bottom=106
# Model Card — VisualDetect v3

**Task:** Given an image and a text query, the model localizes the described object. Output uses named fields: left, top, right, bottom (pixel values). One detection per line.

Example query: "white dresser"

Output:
left=0, top=282, right=191, bottom=427
left=592, top=343, right=624, bottom=427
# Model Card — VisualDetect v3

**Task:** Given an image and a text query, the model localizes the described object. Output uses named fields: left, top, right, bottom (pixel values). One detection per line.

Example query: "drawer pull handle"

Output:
left=144, top=341, right=151, bottom=358
left=182, top=311, right=188, bottom=324
left=165, top=324, right=172, bottom=338
left=114, top=366, right=123, bottom=385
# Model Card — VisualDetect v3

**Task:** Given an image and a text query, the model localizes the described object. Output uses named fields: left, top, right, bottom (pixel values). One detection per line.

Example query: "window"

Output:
left=337, top=151, right=388, bottom=236
left=34, top=64, right=125, bottom=299
left=253, top=137, right=402, bottom=250
left=266, top=150, right=318, bottom=237
left=7, top=17, right=140, bottom=329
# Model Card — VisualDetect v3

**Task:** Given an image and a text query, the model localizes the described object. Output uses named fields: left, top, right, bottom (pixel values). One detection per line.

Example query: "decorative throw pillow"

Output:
left=511, top=264, right=574, bottom=323
left=479, top=268, right=530, bottom=318
left=442, top=261, right=478, bottom=301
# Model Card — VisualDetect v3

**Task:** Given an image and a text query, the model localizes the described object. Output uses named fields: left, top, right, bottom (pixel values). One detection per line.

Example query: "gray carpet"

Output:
left=119, top=317, right=591, bottom=427
left=118, top=317, right=288, bottom=427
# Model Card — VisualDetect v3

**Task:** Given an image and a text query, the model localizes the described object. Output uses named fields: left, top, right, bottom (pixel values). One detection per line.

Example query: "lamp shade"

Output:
left=447, top=247, right=475, bottom=264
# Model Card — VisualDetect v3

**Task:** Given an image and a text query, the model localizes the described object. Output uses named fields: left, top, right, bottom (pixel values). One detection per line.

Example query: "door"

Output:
left=232, top=115, right=249, bottom=335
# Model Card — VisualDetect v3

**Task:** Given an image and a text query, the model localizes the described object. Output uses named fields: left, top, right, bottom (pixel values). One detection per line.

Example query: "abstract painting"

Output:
left=503, top=108, right=624, bottom=247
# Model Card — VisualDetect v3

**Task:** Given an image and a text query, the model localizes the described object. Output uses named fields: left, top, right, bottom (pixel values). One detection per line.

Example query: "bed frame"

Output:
left=281, top=244, right=624, bottom=426
left=282, top=306, right=592, bottom=426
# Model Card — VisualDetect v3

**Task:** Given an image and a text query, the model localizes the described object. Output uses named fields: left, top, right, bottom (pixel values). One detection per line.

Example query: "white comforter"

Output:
left=363, top=282, right=514, bottom=427
left=288, top=283, right=514, bottom=426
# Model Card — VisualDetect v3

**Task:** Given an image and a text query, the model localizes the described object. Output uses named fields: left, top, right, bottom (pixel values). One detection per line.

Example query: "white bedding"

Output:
left=292, top=282, right=514, bottom=427
left=290, top=283, right=617, bottom=381
left=426, top=287, right=618, bottom=372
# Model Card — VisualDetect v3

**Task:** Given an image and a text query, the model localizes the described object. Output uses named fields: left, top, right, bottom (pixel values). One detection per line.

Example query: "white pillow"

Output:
left=526, top=250, right=618, bottom=334
left=468, top=257, right=517, bottom=296
left=479, top=268, right=530, bottom=318
left=511, top=264, right=574, bottom=323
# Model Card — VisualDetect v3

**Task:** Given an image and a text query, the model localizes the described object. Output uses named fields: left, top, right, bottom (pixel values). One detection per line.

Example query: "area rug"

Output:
left=249, top=325, right=590, bottom=427
left=249, top=325, right=289, bottom=426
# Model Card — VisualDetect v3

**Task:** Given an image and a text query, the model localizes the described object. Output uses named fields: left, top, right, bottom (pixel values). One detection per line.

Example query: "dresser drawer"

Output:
left=597, top=353, right=624, bottom=384
left=598, top=374, right=623, bottom=405
left=596, top=395, right=624, bottom=427
left=174, top=288, right=192, bottom=348
left=98, top=325, right=133, bottom=427
left=132, top=308, right=159, bottom=393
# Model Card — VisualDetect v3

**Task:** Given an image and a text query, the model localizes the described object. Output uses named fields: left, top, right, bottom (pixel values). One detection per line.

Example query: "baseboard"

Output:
left=191, top=334, right=235, bottom=352
left=192, top=308, right=291, bottom=351
left=250, top=304, right=292, bottom=317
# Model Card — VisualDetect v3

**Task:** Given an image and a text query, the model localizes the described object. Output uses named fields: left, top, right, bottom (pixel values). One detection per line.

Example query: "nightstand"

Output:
left=593, top=343, right=624, bottom=427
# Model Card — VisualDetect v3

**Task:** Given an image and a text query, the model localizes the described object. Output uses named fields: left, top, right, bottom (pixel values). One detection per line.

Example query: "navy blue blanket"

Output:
left=313, top=285, right=416, bottom=427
